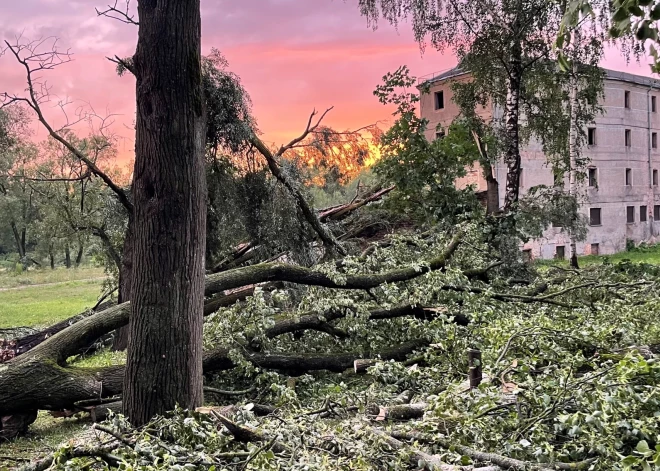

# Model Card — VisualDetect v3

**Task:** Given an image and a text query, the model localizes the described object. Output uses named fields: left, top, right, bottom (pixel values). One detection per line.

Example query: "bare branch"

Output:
left=0, top=37, right=133, bottom=214
left=96, top=0, right=139, bottom=26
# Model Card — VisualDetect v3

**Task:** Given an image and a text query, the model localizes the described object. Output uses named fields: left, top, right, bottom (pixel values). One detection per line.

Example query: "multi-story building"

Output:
left=420, top=67, right=660, bottom=259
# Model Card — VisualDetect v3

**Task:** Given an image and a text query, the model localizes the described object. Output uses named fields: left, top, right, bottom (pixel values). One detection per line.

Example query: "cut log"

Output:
left=211, top=410, right=288, bottom=453
left=366, top=403, right=427, bottom=421
left=354, top=359, right=377, bottom=374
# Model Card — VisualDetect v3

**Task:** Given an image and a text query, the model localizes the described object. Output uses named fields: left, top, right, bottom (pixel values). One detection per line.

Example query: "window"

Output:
left=655, top=205, right=660, bottom=220
left=522, top=249, right=532, bottom=263
left=591, top=243, right=600, bottom=256
left=625, top=90, right=631, bottom=109
left=654, top=169, right=658, bottom=186
left=625, top=129, right=632, bottom=147
left=653, top=133, right=658, bottom=149
left=590, top=208, right=602, bottom=226
left=626, top=168, right=632, bottom=186
left=588, top=168, right=597, bottom=187
left=588, top=128, right=596, bottom=146
left=555, top=245, right=565, bottom=260
left=434, top=91, right=444, bottom=110
left=641, top=205, right=648, bottom=222
left=435, top=131, right=445, bottom=140
left=519, top=168, right=524, bottom=188
left=653, top=96, right=657, bottom=112
left=627, top=205, right=636, bottom=223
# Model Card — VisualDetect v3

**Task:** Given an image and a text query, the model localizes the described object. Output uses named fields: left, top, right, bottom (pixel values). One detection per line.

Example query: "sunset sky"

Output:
left=0, top=0, right=657, bottom=166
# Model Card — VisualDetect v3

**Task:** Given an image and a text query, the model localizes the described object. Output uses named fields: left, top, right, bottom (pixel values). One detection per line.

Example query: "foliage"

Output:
left=372, top=66, right=481, bottom=225
left=19, top=221, right=660, bottom=470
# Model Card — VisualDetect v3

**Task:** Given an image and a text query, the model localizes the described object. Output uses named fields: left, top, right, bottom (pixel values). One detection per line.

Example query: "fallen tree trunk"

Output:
left=318, top=185, right=395, bottom=222
left=367, top=403, right=427, bottom=421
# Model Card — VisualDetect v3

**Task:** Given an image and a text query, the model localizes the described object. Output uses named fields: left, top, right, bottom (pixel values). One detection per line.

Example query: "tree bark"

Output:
left=124, top=0, right=207, bottom=426
left=568, top=31, right=580, bottom=270
left=503, top=36, right=523, bottom=212
left=49, top=247, right=55, bottom=270
left=112, top=217, right=134, bottom=351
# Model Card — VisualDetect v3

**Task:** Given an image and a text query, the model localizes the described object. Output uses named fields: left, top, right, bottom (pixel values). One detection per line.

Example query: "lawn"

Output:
left=537, top=243, right=660, bottom=267
left=0, top=267, right=106, bottom=329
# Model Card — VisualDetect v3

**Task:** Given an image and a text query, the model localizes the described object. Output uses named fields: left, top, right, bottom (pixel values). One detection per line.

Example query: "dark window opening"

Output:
left=653, top=96, right=656, bottom=112
left=626, top=168, right=632, bottom=186
left=590, top=208, right=602, bottom=226
left=625, top=90, right=631, bottom=109
left=641, top=205, right=648, bottom=222
left=625, top=129, right=632, bottom=147
left=588, top=128, right=596, bottom=145
left=434, top=91, right=444, bottom=110
left=627, top=205, right=635, bottom=223
left=435, top=131, right=445, bottom=140
left=655, top=205, right=660, bottom=220
left=555, top=245, right=565, bottom=260
left=591, top=243, right=600, bottom=256
left=588, top=168, right=597, bottom=187
left=653, top=133, right=658, bottom=149
left=654, top=169, right=659, bottom=186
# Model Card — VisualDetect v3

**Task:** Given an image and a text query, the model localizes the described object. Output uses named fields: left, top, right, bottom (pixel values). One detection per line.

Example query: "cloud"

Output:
left=0, top=0, right=656, bottom=165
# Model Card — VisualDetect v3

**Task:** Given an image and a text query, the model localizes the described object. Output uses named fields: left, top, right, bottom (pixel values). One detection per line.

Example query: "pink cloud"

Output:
left=0, top=1, right=657, bottom=166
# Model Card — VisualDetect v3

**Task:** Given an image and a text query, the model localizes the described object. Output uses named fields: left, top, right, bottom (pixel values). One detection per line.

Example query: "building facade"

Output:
left=420, top=67, right=660, bottom=259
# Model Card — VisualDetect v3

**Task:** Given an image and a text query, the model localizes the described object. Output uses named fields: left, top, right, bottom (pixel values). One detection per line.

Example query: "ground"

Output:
left=0, top=266, right=108, bottom=470
left=2, top=245, right=660, bottom=470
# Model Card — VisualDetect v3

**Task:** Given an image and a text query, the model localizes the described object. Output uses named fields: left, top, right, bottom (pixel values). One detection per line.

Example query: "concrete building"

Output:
left=420, top=67, right=660, bottom=259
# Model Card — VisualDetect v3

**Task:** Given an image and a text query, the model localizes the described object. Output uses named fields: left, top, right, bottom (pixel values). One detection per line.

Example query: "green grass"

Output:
left=539, top=243, right=660, bottom=268
left=0, top=280, right=104, bottom=329
left=0, top=266, right=106, bottom=289
left=0, top=412, right=92, bottom=470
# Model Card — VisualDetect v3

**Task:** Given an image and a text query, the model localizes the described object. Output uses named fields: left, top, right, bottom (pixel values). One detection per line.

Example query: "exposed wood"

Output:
left=468, top=348, right=483, bottom=389
left=367, top=403, right=427, bottom=421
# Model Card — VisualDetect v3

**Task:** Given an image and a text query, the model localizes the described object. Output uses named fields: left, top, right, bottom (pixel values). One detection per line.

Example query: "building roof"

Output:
left=418, top=65, right=660, bottom=88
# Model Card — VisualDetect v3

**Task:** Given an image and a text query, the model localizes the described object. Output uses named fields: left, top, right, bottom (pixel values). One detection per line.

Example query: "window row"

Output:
left=587, top=128, right=658, bottom=148
left=586, top=168, right=659, bottom=187
left=623, top=91, right=657, bottom=111
left=433, top=89, right=657, bottom=113
left=588, top=205, right=660, bottom=226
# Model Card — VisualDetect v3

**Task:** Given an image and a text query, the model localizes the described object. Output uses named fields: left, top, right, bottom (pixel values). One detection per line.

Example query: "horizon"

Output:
left=1, top=0, right=657, bottom=170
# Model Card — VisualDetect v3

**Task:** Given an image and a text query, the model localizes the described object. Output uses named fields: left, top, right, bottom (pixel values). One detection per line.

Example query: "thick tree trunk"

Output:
left=49, top=248, right=55, bottom=270
left=503, top=42, right=523, bottom=212
left=124, top=0, right=207, bottom=426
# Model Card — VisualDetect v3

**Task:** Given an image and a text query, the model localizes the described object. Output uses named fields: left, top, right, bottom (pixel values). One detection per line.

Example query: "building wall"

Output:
left=420, top=72, right=660, bottom=259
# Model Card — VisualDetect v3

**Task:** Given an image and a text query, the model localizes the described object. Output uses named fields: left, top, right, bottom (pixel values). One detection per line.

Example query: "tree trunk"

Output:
left=49, top=246, right=55, bottom=270
left=485, top=164, right=499, bottom=215
left=10, top=221, right=25, bottom=259
left=124, top=0, right=207, bottom=426
left=503, top=40, right=523, bottom=212
left=112, top=217, right=134, bottom=351
left=74, top=240, right=84, bottom=268
left=568, top=31, right=580, bottom=270
left=64, top=243, right=71, bottom=269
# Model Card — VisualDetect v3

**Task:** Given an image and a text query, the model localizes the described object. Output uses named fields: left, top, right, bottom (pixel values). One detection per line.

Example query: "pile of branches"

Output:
left=4, top=218, right=660, bottom=470
left=12, top=253, right=660, bottom=470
